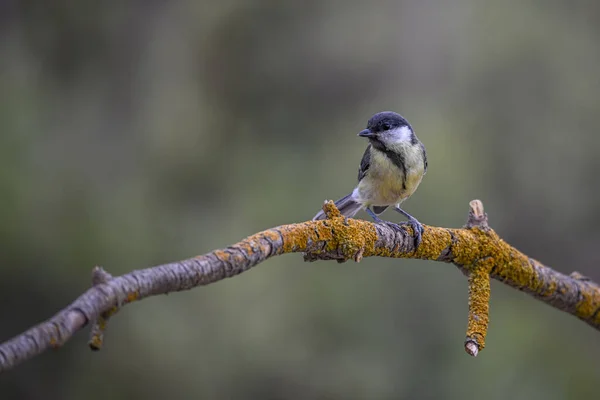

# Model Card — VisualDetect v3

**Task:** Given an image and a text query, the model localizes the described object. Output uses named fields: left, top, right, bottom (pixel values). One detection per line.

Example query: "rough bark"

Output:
left=1, top=200, right=599, bottom=372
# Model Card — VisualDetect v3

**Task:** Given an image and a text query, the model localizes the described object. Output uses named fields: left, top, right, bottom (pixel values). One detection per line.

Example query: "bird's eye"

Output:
left=382, top=123, right=391, bottom=130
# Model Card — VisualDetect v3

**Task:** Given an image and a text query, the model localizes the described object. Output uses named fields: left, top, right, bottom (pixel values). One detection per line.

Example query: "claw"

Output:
left=384, top=220, right=423, bottom=249
left=366, top=206, right=424, bottom=249
left=383, top=221, right=403, bottom=232
left=405, top=218, right=424, bottom=249
left=392, top=206, right=424, bottom=249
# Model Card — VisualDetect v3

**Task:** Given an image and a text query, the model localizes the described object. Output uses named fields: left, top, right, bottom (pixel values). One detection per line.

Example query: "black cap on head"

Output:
left=366, top=111, right=411, bottom=133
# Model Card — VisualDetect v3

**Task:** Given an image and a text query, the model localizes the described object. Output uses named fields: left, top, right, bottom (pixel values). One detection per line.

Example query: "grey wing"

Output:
left=420, top=142, right=428, bottom=173
left=357, top=144, right=371, bottom=182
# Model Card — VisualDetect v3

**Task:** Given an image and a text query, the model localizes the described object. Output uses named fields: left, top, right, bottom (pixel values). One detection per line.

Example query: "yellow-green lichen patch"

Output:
left=494, top=249, right=537, bottom=290
left=237, top=240, right=264, bottom=259
left=466, top=333, right=485, bottom=351
left=321, top=200, right=342, bottom=219
left=541, top=275, right=558, bottom=297
left=103, top=305, right=119, bottom=318
left=212, top=249, right=231, bottom=262
left=283, top=216, right=378, bottom=262
left=315, top=201, right=378, bottom=260
left=466, top=264, right=491, bottom=350
left=334, top=219, right=378, bottom=261
left=591, top=298, right=600, bottom=326
left=260, top=230, right=287, bottom=254
left=279, top=222, right=313, bottom=253
left=449, top=228, right=494, bottom=267
left=413, top=226, right=454, bottom=261
left=126, top=291, right=140, bottom=304
left=576, top=286, right=600, bottom=320
left=213, top=246, right=253, bottom=266
left=372, top=247, right=394, bottom=259
left=226, top=228, right=297, bottom=258
left=262, top=230, right=284, bottom=242
left=230, top=250, right=251, bottom=265
left=88, top=334, right=103, bottom=350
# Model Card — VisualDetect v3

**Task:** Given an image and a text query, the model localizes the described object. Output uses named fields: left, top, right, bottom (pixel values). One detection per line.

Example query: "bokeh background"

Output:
left=2, top=1, right=600, bottom=399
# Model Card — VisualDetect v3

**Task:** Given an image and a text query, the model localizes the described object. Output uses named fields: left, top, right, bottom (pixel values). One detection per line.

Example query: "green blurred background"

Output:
left=1, top=1, right=600, bottom=399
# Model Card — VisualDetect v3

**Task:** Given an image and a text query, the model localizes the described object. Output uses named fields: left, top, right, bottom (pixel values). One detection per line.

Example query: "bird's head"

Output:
left=358, top=111, right=415, bottom=150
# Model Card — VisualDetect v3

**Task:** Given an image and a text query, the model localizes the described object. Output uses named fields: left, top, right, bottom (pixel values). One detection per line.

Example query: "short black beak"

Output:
left=358, top=129, right=375, bottom=138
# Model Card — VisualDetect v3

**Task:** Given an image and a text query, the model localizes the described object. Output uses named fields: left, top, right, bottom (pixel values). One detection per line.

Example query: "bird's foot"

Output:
left=366, top=206, right=423, bottom=249
left=403, top=217, right=424, bottom=249
left=381, top=221, right=403, bottom=233
left=379, top=220, right=423, bottom=249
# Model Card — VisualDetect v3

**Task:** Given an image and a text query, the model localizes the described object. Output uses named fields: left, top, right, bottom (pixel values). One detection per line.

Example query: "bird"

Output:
left=313, top=111, right=427, bottom=247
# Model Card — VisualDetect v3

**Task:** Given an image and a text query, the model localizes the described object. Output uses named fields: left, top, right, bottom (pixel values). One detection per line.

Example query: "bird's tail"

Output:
left=313, top=193, right=363, bottom=220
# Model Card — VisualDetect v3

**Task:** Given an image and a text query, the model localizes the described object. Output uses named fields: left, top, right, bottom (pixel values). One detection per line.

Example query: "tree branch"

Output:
left=1, top=199, right=599, bottom=372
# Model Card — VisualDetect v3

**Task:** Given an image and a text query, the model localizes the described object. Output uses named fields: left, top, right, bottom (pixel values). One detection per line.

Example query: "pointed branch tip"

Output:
left=322, top=200, right=342, bottom=219
left=89, top=266, right=114, bottom=351
left=465, top=340, right=479, bottom=357
left=465, top=199, right=489, bottom=230
left=91, top=266, right=112, bottom=285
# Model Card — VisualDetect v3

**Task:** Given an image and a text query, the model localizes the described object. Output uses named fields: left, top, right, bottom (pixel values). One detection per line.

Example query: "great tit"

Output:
left=313, top=111, right=427, bottom=247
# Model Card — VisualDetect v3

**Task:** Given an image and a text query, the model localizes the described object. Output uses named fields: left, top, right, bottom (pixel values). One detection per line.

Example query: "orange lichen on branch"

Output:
left=321, top=200, right=342, bottom=219
left=410, top=227, right=454, bottom=261
left=3, top=199, right=600, bottom=373
left=486, top=238, right=600, bottom=328
left=465, top=261, right=492, bottom=355
left=88, top=331, right=104, bottom=350
left=126, top=291, right=140, bottom=303
left=88, top=314, right=109, bottom=351
left=312, top=217, right=378, bottom=261
left=212, top=249, right=231, bottom=262
left=279, top=222, right=314, bottom=253
left=76, top=201, right=600, bottom=357
left=575, top=283, right=600, bottom=322
left=284, top=201, right=379, bottom=262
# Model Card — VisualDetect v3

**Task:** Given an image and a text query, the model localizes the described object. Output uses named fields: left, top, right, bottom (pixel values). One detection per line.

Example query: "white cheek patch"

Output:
left=388, top=125, right=413, bottom=142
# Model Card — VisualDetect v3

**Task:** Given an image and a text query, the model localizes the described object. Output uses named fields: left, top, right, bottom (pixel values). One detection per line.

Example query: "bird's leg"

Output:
left=365, top=207, right=404, bottom=233
left=393, top=206, right=424, bottom=248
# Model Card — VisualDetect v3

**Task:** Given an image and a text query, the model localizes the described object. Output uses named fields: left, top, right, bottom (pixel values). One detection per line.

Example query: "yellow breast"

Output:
left=356, top=145, right=424, bottom=206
